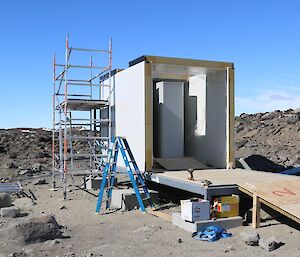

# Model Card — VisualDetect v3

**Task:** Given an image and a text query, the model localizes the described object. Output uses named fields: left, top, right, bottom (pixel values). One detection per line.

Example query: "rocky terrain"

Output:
left=0, top=128, right=91, bottom=181
left=235, top=108, right=300, bottom=170
left=0, top=107, right=300, bottom=181
left=0, top=128, right=52, bottom=181
left=0, top=178, right=299, bottom=257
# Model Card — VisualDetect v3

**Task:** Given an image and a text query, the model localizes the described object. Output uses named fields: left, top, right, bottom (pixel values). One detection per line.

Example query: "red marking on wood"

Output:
left=272, top=188, right=296, bottom=196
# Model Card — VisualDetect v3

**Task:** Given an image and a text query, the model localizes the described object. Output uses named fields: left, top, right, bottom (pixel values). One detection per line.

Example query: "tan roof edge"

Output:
left=144, top=55, right=234, bottom=69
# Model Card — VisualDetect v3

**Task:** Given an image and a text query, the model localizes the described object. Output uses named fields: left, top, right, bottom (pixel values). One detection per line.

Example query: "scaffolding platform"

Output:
left=57, top=99, right=109, bottom=111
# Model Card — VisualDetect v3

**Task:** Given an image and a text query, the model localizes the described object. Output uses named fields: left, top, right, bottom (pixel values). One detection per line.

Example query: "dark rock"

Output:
left=236, top=126, right=244, bottom=133
left=259, top=237, right=282, bottom=251
left=35, top=152, right=46, bottom=158
left=8, top=151, right=17, bottom=159
left=6, top=215, right=63, bottom=244
left=236, top=138, right=248, bottom=149
left=0, top=145, right=6, bottom=153
left=4, top=162, right=18, bottom=169
left=38, top=136, right=52, bottom=143
left=261, top=112, right=276, bottom=120
left=0, top=193, right=12, bottom=208
left=29, top=215, right=60, bottom=227
left=33, top=179, right=47, bottom=185
left=36, top=158, right=48, bottom=164
left=32, top=163, right=44, bottom=172
left=243, top=155, right=287, bottom=173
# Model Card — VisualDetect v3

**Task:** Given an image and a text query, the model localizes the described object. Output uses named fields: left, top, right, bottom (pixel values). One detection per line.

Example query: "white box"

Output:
left=181, top=199, right=210, bottom=222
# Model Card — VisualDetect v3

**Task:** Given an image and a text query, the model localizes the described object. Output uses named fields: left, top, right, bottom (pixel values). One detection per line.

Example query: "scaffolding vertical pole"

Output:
left=63, top=35, right=69, bottom=200
left=52, top=53, right=56, bottom=189
left=89, top=56, right=93, bottom=169
left=108, top=38, right=112, bottom=150
left=69, top=112, right=74, bottom=172
left=59, top=109, right=63, bottom=175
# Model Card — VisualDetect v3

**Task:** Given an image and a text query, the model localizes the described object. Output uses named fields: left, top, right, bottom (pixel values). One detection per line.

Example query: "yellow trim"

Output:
left=145, top=62, right=153, bottom=171
left=145, top=56, right=233, bottom=69
left=226, top=67, right=235, bottom=169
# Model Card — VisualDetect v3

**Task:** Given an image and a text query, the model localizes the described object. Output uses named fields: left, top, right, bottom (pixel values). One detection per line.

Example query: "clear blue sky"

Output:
left=1, top=0, right=300, bottom=128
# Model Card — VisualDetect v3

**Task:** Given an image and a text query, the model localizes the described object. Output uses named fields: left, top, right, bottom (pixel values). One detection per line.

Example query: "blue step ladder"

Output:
left=95, top=136, right=154, bottom=213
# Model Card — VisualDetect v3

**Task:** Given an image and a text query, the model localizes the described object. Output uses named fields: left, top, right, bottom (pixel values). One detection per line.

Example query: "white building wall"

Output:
left=113, top=62, right=146, bottom=171
left=185, top=71, right=227, bottom=168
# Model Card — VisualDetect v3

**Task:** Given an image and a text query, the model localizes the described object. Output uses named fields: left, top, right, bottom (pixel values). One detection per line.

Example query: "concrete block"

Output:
left=111, top=189, right=159, bottom=210
left=172, top=212, right=242, bottom=233
left=1, top=206, right=20, bottom=218
left=83, top=177, right=117, bottom=190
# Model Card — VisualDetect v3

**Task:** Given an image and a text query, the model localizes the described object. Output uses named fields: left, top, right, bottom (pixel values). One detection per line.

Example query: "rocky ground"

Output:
left=0, top=176, right=300, bottom=257
left=235, top=108, right=300, bottom=169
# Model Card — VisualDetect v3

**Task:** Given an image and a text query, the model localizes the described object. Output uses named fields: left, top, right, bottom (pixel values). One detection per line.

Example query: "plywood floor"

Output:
left=157, top=169, right=300, bottom=223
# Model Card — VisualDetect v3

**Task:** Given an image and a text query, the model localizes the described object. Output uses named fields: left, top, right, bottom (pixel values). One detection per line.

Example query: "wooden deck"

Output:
left=154, top=169, right=300, bottom=226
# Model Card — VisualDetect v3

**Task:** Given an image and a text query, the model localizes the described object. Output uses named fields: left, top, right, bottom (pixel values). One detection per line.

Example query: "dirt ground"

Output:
left=0, top=175, right=300, bottom=257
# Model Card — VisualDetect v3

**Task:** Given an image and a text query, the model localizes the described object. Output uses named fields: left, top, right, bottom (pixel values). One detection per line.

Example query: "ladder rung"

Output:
left=142, top=196, right=151, bottom=201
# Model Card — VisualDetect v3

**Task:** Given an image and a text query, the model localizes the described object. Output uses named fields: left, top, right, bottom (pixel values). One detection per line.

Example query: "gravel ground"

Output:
left=0, top=176, right=299, bottom=257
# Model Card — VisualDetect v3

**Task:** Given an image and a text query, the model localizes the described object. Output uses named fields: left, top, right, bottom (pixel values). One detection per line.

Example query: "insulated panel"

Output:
left=155, top=81, right=184, bottom=158
left=185, top=71, right=227, bottom=168
left=114, top=62, right=145, bottom=170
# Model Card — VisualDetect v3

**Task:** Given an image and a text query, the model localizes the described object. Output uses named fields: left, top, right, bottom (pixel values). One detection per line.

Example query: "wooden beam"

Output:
left=226, top=67, right=235, bottom=169
left=240, top=186, right=300, bottom=224
left=144, top=62, right=153, bottom=171
left=252, top=194, right=261, bottom=228
left=146, top=56, right=234, bottom=69
left=148, top=209, right=172, bottom=222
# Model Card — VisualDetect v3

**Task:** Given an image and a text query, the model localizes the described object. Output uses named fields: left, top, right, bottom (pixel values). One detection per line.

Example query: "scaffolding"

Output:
left=52, top=36, right=113, bottom=199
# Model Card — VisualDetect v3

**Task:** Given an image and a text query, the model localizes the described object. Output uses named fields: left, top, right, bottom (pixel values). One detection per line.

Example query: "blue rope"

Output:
left=192, top=226, right=232, bottom=242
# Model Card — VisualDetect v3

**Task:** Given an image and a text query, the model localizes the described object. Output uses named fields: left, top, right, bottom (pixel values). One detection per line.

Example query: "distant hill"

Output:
left=235, top=108, right=300, bottom=168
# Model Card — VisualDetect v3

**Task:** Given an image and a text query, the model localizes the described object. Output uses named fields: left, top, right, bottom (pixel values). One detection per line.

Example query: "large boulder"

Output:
left=6, top=215, right=63, bottom=244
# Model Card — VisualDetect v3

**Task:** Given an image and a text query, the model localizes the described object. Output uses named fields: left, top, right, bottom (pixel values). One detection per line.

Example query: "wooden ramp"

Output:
left=155, top=169, right=300, bottom=226
left=154, top=157, right=209, bottom=170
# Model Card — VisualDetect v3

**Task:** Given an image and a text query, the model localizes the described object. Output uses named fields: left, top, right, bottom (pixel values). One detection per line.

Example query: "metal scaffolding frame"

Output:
left=52, top=36, right=113, bottom=199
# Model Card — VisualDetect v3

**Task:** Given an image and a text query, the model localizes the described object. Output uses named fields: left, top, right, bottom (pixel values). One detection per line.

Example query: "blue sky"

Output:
left=1, top=0, right=300, bottom=128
